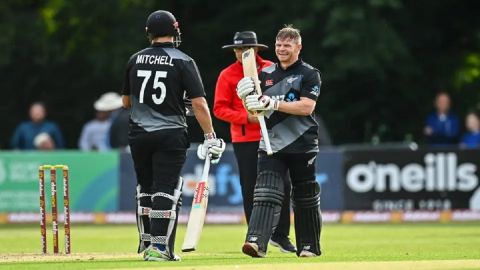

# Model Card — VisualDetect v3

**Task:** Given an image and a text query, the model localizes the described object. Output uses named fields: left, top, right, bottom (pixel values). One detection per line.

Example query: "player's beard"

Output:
left=276, top=51, right=293, bottom=66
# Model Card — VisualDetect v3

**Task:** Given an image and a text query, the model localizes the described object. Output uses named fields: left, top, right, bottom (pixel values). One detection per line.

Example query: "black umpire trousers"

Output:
left=233, top=141, right=291, bottom=238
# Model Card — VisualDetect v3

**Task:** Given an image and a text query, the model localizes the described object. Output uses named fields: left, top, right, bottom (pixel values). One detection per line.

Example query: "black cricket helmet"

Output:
left=146, top=10, right=181, bottom=47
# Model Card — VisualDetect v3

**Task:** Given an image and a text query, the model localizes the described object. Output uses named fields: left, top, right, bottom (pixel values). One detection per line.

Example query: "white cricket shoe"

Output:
left=299, top=250, right=317, bottom=257
left=242, top=242, right=266, bottom=258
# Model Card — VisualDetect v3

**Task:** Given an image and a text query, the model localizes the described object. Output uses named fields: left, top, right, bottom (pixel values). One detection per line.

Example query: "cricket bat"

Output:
left=242, top=48, right=273, bottom=155
left=182, top=155, right=211, bottom=252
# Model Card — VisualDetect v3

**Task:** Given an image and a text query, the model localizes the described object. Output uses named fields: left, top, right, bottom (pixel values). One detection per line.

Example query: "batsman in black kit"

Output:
left=237, top=26, right=322, bottom=258
left=122, top=10, right=225, bottom=262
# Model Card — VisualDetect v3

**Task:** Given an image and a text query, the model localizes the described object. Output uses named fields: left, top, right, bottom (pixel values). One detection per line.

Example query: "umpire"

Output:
left=122, top=10, right=225, bottom=261
left=237, top=26, right=322, bottom=257
left=213, top=31, right=295, bottom=253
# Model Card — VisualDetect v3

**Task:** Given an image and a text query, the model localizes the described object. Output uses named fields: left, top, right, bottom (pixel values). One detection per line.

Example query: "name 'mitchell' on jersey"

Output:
left=122, top=42, right=205, bottom=135
left=259, top=59, right=322, bottom=154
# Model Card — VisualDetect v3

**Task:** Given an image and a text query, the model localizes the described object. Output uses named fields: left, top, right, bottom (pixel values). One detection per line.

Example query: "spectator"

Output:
left=78, top=92, right=122, bottom=151
left=460, top=112, right=480, bottom=148
left=424, top=92, right=460, bottom=146
left=10, top=102, right=65, bottom=150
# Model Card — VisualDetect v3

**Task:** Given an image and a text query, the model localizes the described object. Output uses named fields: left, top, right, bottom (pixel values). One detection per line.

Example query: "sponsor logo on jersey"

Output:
left=310, top=85, right=320, bottom=96
left=271, top=95, right=285, bottom=101
left=284, top=92, right=298, bottom=102
left=265, top=79, right=274, bottom=86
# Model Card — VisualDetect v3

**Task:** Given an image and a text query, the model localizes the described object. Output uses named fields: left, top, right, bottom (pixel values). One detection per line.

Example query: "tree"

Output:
left=1, top=0, right=479, bottom=148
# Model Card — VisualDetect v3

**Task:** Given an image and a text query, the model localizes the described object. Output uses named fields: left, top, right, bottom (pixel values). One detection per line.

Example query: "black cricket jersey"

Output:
left=122, top=42, right=205, bottom=135
left=258, top=59, right=322, bottom=153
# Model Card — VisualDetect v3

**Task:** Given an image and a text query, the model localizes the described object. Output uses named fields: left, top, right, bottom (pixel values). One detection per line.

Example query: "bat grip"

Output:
left=201, top=155, right=211, bottom=181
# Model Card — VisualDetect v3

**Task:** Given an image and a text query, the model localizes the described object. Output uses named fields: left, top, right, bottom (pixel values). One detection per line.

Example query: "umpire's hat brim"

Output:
left=222, top=44, right=268, bottom=50
left=222, top=31, right=268, bottom=50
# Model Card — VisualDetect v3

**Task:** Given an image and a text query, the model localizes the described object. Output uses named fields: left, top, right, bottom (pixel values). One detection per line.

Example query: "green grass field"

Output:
left=1, top=223, right=480, bottom=270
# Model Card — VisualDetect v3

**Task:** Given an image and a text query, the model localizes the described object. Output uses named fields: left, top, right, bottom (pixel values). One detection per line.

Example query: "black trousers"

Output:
left=129, top=128, right=189, bottom=194
left=258, top=152, right=317, bottom=188
left=233, top=141, right=291, bottom=238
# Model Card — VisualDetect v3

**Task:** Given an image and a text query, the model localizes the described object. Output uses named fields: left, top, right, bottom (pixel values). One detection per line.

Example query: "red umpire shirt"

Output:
left=214, top=55, right=272, bottom=142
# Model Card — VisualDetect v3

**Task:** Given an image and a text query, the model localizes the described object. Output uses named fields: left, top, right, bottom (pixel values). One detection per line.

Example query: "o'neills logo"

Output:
left=347, top=153, right=478, bottom=193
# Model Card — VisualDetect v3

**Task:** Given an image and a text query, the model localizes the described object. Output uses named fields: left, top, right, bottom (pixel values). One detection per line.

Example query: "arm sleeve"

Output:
left=181, top=59, right=206, bottom=99
left=213, top=72, right=248, bottom=125
left=300, top=70, right=322, bottom=101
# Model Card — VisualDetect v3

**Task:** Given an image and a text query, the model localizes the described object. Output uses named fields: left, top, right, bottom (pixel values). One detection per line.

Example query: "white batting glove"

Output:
left=245, top=94, right=279, bottom=111
left=236, top=77, right=256, bottom=100
left=197, top=133, right=226, bottom=164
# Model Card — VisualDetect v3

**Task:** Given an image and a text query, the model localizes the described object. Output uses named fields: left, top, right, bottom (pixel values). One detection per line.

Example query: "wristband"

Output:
left=273, top=100, right=280, bottom=110
left=204, top=132, right=216, bottom=140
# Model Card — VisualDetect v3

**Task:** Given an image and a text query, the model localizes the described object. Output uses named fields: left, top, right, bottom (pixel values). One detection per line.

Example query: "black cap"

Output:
left=146, top=10, right=180, bottom=37
left=222, top=31, right=268, bottom=50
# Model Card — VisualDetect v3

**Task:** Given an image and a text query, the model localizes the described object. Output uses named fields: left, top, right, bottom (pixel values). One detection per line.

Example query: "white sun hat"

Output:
left=94, top=92, right=123, bottom=111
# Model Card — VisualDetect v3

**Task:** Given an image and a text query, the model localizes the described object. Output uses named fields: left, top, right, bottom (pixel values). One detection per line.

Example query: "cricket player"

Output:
left=237, top=26, right=322, bottom=257
left=213, top=31, right=296, bottom=253
left=122, top=10, right=225, bottom=261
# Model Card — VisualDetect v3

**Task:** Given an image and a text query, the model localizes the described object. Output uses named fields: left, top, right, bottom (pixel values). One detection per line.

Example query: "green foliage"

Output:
left=455, top=53, right=480, bottom=87
left=1, top=0, right=479, bottom=147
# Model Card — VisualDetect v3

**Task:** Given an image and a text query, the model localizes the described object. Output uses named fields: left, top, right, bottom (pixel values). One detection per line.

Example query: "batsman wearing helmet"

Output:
left=237, top=26, right=322, bottom=258
left=122, top=10, right=225, bottom=261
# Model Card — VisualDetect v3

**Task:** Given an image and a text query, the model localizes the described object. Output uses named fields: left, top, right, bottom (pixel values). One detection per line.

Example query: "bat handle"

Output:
left=201, top=154, right=211, bottom=181
left=258, top=115, right=273, bottom=155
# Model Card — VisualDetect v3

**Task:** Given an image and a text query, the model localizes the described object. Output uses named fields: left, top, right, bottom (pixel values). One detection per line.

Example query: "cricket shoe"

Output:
left=143, top=245, right=181, bottom=261
left=269, top=235, right=297, bottom=253
left=299, top=250, right=318, bottom=257
left=242, top=242, right=266, bottom=258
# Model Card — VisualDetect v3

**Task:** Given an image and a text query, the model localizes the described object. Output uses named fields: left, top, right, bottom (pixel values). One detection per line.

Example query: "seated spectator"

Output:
left=424, top=92, right=460, bottom=146
left=79, top=92, right=122, bottom=151
left=34, top=132, right=55, bottom=150
left=460, top=112, right=480, bottom=148
left=10, top=102, right=65, bottom=150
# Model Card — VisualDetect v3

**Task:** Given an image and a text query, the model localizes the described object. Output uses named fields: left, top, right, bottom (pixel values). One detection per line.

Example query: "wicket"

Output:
left=39, top=164, right=71, bottom=255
